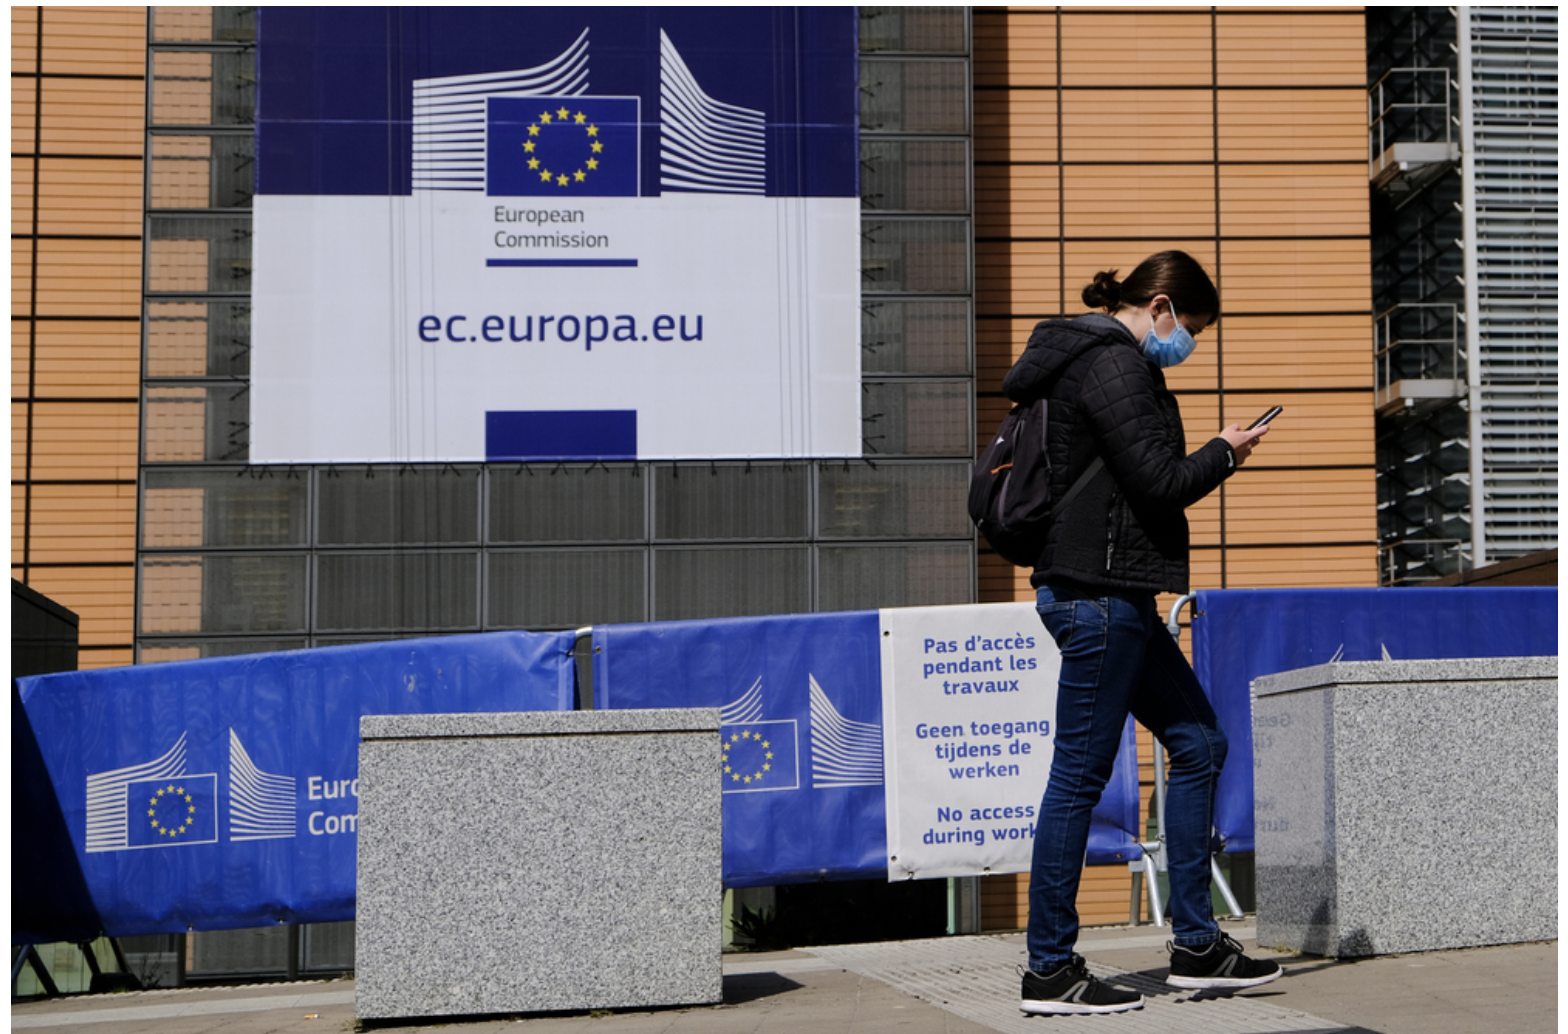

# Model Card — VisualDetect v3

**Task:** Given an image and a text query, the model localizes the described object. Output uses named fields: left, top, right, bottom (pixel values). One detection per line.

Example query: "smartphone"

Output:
left=1246, top=405, right=1283, bottom=430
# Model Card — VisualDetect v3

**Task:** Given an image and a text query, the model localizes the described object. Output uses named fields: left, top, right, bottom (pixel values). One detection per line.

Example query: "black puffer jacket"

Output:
left=1001, top=313, right=1235, bottom=594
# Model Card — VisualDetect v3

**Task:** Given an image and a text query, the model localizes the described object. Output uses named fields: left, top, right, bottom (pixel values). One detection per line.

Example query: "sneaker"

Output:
left=1019, top=956, right=1144, bottom=1015
left=1166, top=933, right=1282, bottom=990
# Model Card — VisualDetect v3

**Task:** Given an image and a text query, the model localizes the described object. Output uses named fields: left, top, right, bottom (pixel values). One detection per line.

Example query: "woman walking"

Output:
left=1003, top=251, right=1282, bottom=1015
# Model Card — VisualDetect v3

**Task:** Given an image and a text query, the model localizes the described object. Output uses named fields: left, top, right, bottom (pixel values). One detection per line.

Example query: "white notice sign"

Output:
left=879, top=603, right=1061, bottom=881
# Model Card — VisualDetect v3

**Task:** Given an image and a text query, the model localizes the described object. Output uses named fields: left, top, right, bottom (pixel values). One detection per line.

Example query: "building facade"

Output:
left=14, top=3, right=1549, bottom=980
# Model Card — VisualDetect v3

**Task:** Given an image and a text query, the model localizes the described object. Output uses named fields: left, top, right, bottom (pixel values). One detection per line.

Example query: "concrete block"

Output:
left=355, top=708, right=723, bottom=1019
left=1253, top=657, right=1556, bottom=957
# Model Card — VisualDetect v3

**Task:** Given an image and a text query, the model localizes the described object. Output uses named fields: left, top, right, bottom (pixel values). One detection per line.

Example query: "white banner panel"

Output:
left=879, top=603, right=1061, bottom=881
left=250, top=194, right=860, bottom=462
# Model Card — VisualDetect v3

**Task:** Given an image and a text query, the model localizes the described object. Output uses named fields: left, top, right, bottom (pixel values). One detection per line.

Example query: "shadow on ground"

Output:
left=723, top=972, right=804, bottom=1006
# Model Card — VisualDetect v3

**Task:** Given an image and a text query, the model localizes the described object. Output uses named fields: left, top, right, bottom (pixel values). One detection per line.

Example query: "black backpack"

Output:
left=968, top=399, right=1103, bottom=568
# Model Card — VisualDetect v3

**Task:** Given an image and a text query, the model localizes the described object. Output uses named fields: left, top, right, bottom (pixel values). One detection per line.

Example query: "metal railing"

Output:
left=1369, top=66, right=1455, bottom=162
left=1375, top=302, right=1463, bottom=395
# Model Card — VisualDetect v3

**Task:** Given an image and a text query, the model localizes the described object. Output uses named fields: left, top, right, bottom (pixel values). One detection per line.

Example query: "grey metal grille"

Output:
left=317, top=468, right=480, bottom=545
left=189, top=925, right=288, bottom=975
left=488, top=464, right=644, bottom=543
left=860, top=58, right=970, bottom=133
left=145, top=300, right=251, bottom=377
left=314, top=552, right=479, bottom=632
left=818, top=543, right=974, bottom=610
left=861, top=380, right=973, bottom=457
left=488, top=549, right=647, bottom=628
left=143, top=468, right=308, bottom=547
left=861, top=217, right=973, bottom=294
left=818, top=461, right=972, bottom=539
left=654, top=546, right=811, bottom=621
left=654, top=464, right=809, bottom=540
left=860, top=7, right=969, bottom=54
left=861, top=138, right=970, bottom=212
left=861, top=299, right=973, bottom=376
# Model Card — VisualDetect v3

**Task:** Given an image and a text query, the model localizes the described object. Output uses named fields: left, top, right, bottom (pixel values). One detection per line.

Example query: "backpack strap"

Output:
left=1055, top=457, right=1105, bottom=516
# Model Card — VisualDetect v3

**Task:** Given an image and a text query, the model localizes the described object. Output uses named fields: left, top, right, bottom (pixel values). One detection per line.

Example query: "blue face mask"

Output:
left=1140, top=303, right=1197, bottom=368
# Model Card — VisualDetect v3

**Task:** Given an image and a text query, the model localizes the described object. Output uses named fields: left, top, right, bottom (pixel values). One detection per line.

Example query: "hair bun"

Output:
left=1081, top=270, right=1122, bottom=310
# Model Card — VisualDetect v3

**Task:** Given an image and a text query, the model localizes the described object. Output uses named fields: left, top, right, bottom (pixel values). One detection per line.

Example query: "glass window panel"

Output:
left=152, top=7, right=256, bottom=44
left=139, top=554, right=307, bottom=634
left=315, top=552, right=478, bottom=632
left=861, top=139, right=970, bottom=213
left=150, top=134, right=255, bottom=210
left=138, top=637, right=308, bottom=663
left=818, top=543, right=974, bottom=610
left=148, top=216, right=252, bottom=294
left=654, top=547, right=809, bottom=621
left=654, top=464, right=808, bottom=541
left=487, top=464, right=644, bottom=543
left=860, top=7, right=969, bottom=54
left=301, top=922, right=355, bottom=973
left=318, top=468, right=480, bottom=546
left=860, top=59, right=970, bottom=134
left=817, top=460, right=972, bottom=539
left=143, top=385, right=249, bottom=462
left=142, top=468, right=307, bottom=548
left=861, top=218, right=971, bottom=294
left=488, top=549, right=646, bottom=628
left=189, top=927, right=287, bottom=976
left=861, top=380, right=972, bottom=457
left=150, top=49, right=255, bottom=127
left=861, top=299, right=972, bottom=375
left=146, top=300, right=251, bottom=378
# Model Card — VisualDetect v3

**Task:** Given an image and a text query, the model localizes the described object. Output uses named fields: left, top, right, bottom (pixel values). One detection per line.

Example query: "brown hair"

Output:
left=1081, top=250, right=1220, bottom=320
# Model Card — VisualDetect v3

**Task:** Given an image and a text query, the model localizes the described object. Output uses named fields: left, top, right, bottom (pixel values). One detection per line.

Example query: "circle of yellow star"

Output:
left=148, top=785, right=196, bottom=837
left=721, top=731, right=770, bottom=786
left=523, top=113, right=606, bottom=191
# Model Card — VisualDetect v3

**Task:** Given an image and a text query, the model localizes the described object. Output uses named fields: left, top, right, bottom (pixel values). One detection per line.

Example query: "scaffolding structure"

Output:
left=1369, top=6, right=1557, bottom=584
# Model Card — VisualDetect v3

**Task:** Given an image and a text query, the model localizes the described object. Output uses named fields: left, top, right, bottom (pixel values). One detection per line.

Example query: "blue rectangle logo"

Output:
left=487, top=96, right=639, bottom=198
left=486, top=410, right=637, bottom=461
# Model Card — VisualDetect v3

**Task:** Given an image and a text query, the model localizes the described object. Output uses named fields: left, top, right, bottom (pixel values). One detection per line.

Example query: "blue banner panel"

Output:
left=1192, top=587, right=1558, bottom=853
left=1094, top=719, right=1143, bottom=866
left=486, top=410, right=637, bottom=461
left=593, top=611, right=885, bottom=887
left=257, top=7, right=858, bottom=198
left=17, top=632, right=576, bottom=936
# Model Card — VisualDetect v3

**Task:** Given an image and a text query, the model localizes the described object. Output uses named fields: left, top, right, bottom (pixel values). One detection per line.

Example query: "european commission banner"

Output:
left=252, top=8, right=860, bottom=464
left=15, top=633, right=575, bottom=936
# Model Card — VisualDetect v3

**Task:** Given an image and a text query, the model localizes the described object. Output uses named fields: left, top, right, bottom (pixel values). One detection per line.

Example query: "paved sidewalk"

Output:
left=11, top=923, right=1556, bottom=1034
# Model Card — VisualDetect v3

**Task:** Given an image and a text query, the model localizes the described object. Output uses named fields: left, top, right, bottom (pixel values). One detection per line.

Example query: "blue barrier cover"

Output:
left=593, top=609, right=1144, bottom=886
left=594, top=611, right=885, bottom=887
left=1191, top=587, right=1558, bottom=853
left=16, top=632, right=576, bottom=936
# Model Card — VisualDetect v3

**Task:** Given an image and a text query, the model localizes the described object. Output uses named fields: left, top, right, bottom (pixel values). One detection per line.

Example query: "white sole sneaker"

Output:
left=1167, top=968, right=1283, bottom=990
left=1020, top=995, right=1145, bottom=1015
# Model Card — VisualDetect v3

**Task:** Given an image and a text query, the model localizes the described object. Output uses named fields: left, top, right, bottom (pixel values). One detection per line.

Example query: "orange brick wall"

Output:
left=973, top=6, right=1376, bottom=931
left=12, top=6, right=146, bottom=670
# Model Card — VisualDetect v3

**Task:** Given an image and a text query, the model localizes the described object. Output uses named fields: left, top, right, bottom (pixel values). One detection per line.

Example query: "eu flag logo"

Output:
left=720, top=720, right=799, bottom=794
left=126, top=774, right=218, bottom=849
left=487, top=96, right=639, bottom=197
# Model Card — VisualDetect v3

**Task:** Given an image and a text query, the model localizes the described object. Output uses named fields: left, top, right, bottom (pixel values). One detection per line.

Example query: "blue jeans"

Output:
left=1027, top=581, right=1228, bottom=971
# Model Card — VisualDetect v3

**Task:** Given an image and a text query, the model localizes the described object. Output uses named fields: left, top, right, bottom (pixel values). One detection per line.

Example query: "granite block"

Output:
left=356, top=708, right=723, bottom=1020
left=1253, top=658, right=1556, bottom=957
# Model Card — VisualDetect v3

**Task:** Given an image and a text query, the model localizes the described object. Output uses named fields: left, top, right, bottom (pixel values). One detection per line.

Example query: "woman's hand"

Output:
left=1219, top=423, right=1268, bottom=466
